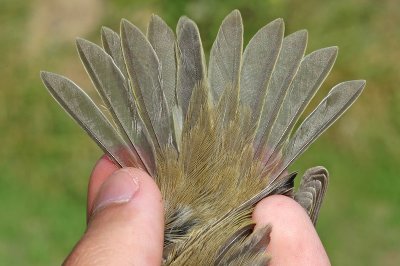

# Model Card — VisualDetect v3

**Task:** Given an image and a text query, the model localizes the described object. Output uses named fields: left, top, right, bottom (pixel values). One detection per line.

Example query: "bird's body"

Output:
left=41, top=10, right=364, bottom=265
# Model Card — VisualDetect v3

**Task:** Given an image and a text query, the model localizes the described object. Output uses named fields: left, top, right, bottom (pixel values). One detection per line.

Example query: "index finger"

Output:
left=253, top=195, right=330, bottom=265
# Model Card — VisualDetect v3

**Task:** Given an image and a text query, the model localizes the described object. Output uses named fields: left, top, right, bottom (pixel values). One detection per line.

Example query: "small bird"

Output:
left=41, top=9, right=365, bottom=265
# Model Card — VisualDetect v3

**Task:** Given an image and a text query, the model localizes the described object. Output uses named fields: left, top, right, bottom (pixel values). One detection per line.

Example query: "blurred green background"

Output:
left=1, top=0, right=399, bottom=264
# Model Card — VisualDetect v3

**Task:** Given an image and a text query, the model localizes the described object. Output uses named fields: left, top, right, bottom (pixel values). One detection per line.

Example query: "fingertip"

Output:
left=87, top=155, right=120, bottom=219
left=87, top=167, right=164, bottom=265
left=91, top=154, right=120, bottom=178
left=253, top=195, right=330, bottom=265
left=253, top=195, right=310, bottom=225
left=68, top=167, right=164, bottom=266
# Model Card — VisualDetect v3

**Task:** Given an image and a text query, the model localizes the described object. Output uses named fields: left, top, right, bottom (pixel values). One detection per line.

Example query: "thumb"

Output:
left=64, top=168, right=164, bottom=266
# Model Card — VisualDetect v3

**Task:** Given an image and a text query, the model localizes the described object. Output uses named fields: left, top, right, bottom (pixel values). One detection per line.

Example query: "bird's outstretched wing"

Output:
left=41, top=9, right=364, bottom=265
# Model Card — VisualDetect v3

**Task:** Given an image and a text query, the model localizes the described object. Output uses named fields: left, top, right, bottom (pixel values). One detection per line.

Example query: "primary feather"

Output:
left=209, top=9, right=243, bottom=103
left=41, top=9, right=365, bottom=265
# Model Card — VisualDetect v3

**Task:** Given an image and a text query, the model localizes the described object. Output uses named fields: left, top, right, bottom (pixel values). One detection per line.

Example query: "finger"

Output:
left=87, top=155, right=119, bottom=220
left=65, top=168, right=164, bottom=266
left=253, top=195, right=330, bottom=266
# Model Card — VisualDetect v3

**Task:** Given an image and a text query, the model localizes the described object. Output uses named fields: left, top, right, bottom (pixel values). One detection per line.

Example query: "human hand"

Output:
left=63, top=156, right=163, bottom=265
left=63, top=156, right=330, bottom=265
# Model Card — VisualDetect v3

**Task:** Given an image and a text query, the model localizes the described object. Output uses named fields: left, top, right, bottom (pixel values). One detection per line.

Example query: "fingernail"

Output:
left=91, top=168, right=139, bottom=216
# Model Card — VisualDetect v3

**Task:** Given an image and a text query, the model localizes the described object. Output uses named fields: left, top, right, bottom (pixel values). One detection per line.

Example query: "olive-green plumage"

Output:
left=41, top=9, right=365, bottom=265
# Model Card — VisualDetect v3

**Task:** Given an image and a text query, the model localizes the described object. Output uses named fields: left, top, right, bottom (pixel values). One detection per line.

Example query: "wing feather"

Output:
left=294, top=166, right=329, bottom=225
left=276, top=80, right=366, bottom=175
left=76, top=38, right=156, bottom=174
left=101, top=27, right=129, bottom=79
left=176, top=16, right=207, bottom=116
left=208, top=9, right=243, bottom=104
left=40, top=71, right=140, bottom=168
left=263, top=47, right=338, bottom=163
left=121, top=19, right=173, bottom=150
left=254, top=30, right=307, bottom=156
left=239, top=18, right=284, bottom=123
left=147, top=15, right=177, bottom=109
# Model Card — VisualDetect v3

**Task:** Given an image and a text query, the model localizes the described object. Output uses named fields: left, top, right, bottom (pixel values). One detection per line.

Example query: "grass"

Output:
left=0, top=0, right=399, bottom=264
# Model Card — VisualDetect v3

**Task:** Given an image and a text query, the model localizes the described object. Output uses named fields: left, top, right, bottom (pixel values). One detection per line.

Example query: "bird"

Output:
left=40, top=9, right=365, bottom=265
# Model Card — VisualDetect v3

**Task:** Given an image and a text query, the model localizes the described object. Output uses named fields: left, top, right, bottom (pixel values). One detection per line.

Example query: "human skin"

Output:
left=63, top=156, right=330, bottom=265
